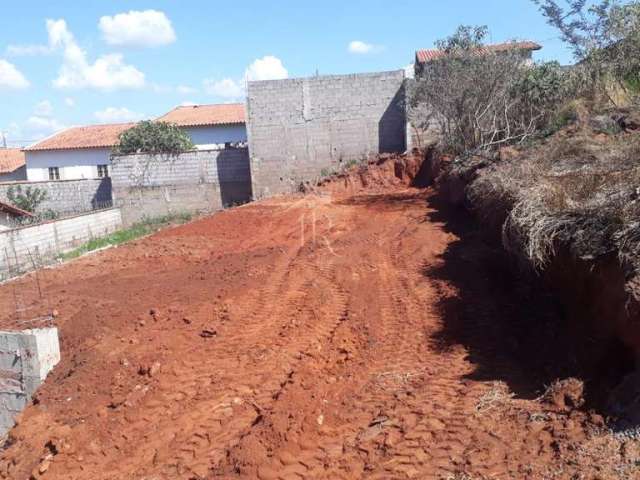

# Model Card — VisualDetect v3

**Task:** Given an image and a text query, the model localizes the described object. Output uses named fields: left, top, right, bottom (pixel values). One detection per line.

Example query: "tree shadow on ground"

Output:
left=422, top=190, right=593, bottom=401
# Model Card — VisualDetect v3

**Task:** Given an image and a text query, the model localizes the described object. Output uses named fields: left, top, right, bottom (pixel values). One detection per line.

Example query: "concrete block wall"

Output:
left=0, top=327, right=60, bottom=436
left=246, top=70, right=407, bottom=199
left=0, top=208, right=122, bottom=278
left=110, top=148, right=251, bottom=225
left=0, top=178, right=112, bottom=216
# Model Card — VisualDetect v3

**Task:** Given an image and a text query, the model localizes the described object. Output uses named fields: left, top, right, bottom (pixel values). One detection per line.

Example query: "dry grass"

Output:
left=465, top=113, right=640, bottom=271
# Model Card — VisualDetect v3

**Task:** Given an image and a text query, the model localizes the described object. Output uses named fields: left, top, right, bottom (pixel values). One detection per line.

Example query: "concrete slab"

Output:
left=0, top=327, right=60, bottom=437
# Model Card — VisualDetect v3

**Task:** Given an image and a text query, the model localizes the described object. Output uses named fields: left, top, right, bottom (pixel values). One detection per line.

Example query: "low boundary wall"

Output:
left=0, top=178, right=112, bottom=216
left=0, top=208, right=122, bottom=279
left=110, top=148, right=251, bottom=225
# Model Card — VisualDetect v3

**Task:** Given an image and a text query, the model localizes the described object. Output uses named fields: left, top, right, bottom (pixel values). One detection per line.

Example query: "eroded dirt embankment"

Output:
left=0, top=152, right=636, bottom=479
left=426, top=139, right=640, bottom=423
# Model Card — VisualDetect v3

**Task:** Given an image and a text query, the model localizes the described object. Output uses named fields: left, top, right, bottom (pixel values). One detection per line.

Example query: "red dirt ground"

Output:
left=0, top=157, right=637, bottom=479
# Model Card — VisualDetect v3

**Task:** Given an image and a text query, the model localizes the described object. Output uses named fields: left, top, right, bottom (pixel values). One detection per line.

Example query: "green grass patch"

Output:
left=60, top=212, right=193, bottom=260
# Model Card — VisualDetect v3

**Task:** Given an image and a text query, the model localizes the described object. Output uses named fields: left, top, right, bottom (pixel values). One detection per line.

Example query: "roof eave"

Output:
left=0, top=202, right=34, bottom=218
left=25, top=144, right=118, bottom=152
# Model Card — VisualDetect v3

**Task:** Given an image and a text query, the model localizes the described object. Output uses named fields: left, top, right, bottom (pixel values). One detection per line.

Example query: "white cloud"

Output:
left=5, top=44, right=52, bottom=56
left=348, top=40, right=382, bottom=54
left=99, top=10, right=176, bottom=48
left=177, top=84, right=197, bottom=95
left=64, top=97, right=75, bottom=107
left=0, top=59, right=30, bottom=89
left=94, top=107, right=144, bottom=123
left=34, top=100, right=53, bottom=116
left=43, top=19, right=145, bottom=90
left=23, top=100, right=65, bottom=139
left=25, top=115, right=65, bottom=133
left=245, top=55, right=288, bottom=81
left=202, top=55, right=288, bottom=101
left=203, top=77, right=244, bottom=98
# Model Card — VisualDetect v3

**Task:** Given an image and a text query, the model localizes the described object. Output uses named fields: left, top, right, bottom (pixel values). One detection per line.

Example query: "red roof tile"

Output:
left=0, top=200, right=33, bottom=218
left=24, top=123, right=136, bottom=152
left=0, top=149, right=25, bottom=174
left=415, top=41, right=542, bottom=64
left=157, top=103, right=245, bottom=127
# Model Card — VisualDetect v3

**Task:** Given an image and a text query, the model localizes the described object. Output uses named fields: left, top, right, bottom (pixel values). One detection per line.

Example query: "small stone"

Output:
left=589, top=412, right=605, bottom=428
left=317, top=414, right=324, bottom=426
left=200, top=329, right=217, bottom=338
left=149, top=362, right=161, bottom=377
left=51, top=309, right=59, bottom=318
left=138, top=319, right=146, bottom=327
left=39, top=460, right=50, bottom=474
left=182, top=317, right=192, bottom=324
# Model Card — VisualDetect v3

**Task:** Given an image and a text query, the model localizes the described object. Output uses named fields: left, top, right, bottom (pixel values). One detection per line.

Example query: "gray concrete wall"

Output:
left=0, top=178, right=112, bottom=216
left=110, top=147, right=251, bottom=225
left=0, top=208, right=122, bottom=278
left=246, top=70, right=407, bottom=199
left=0, top=328, right=60, bottom=436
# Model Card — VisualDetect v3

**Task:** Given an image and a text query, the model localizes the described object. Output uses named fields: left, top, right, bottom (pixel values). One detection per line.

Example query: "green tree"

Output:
left=6, top=185, right=47, bottom=213
left=435, top=25, right=490, bottom=52
left=410, top=26, right=566, bottom=154
left=115, top=121, right=195, bottom=155
left=533, top=0, right=640, bottom=103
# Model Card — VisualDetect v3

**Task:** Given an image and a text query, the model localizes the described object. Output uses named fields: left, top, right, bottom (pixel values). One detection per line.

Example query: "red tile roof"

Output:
left=415, top=41, right=542, bottom=64
left=0, top=200, right=33, bottom=218
left=24, top=123, right=136, bottom=152
left=157, top=103, right=245, bottom=127
left=0, top=149, right=25, bottom=174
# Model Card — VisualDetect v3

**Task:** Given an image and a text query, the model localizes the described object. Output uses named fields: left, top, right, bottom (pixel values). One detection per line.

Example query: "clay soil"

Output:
left=0, top=159, right=637, bottom=479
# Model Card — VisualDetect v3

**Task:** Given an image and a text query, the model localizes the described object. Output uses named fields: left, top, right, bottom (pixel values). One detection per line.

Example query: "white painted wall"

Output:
left=182, top=125, right=247, bottom=149
left=26, top=148, right=112, bottom=181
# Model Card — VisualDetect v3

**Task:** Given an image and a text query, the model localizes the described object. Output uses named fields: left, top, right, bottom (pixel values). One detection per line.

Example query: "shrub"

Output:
left=533, top=0, right=640, bottom=106
left=115, top=121, right=194, bottom=155
left=6, top=185, right=47, bottom=213
left=410, top=26, right=572, bottom=155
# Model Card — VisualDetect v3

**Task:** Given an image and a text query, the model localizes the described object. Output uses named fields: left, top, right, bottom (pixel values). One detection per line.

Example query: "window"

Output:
left=48, top=167, right=60, bottom=181
left=97, top=164, right=109, bottom=178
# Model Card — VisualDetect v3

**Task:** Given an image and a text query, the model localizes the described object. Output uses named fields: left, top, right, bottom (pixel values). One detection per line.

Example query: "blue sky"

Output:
left=0, top=0, right=573, bottom=147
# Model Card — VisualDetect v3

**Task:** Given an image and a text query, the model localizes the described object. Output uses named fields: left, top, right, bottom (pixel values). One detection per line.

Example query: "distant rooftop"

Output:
left=157, top=103, right=245, bottom=128
left=415, top=41, right=542, bottom=64
left=24, top=123, right=136, bottom=152
left=0, top=148, right=25, bottom=173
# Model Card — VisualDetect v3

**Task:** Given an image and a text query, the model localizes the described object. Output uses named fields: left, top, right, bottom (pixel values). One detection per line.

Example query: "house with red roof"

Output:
left=23, top=103, right=246, bottom=182
left=157, top=103, right=246, bottom=149
left=414, top=41, right=542, bottom=77
left=0, top=149, right=27, bottom=182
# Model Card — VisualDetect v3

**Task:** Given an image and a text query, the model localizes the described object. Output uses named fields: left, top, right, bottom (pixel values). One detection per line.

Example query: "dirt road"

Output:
left=0, top=160, right=635, bottom=479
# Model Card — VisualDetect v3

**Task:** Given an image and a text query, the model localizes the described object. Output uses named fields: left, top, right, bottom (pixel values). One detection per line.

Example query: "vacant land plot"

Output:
left=0, top=164, right=634, bottom=479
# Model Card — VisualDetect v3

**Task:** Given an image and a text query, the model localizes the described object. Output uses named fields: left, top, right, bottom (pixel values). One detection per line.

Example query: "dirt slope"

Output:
left=0, top=158, right=636, bottom=479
